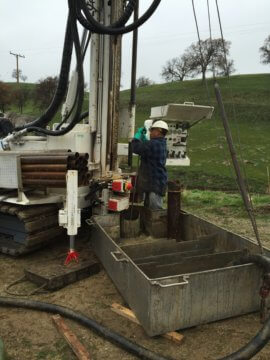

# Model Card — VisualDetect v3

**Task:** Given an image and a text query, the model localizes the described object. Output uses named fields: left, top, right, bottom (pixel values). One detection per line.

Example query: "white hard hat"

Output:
left=151, top=120, right=168, bottom=131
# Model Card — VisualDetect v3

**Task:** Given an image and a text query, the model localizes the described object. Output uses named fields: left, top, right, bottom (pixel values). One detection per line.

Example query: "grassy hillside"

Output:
left=121, top=74, right=270, bottom=193
left=6, top=74, right=270, bottom=193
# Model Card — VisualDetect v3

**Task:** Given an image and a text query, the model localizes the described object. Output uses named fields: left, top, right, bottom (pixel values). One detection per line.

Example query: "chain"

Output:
left=85, top=0, right=99, bottom=14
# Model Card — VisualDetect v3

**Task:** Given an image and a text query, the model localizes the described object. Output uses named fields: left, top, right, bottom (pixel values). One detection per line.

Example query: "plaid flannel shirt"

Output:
left=132, top=137, right=167, bottom=195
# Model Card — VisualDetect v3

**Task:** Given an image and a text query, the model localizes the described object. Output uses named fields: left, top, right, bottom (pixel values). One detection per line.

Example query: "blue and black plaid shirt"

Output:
left=132, top=137, right=167, bottom=196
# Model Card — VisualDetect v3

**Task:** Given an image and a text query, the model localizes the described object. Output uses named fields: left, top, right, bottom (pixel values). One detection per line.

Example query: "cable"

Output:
left=191, top=0, right=211, bottom=105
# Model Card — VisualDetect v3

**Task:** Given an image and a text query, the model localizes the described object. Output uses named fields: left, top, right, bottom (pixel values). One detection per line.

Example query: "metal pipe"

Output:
left=21, top=155, right=74, bottom=164
left=22, top=179, right=66, bottom=187
left=21, top=164, right=68, bottom=172
left=214, top=82, right=264, bottom=254
left=22, top=172, right=67, bottom=180
left=167, top=180, right=182, bottom=241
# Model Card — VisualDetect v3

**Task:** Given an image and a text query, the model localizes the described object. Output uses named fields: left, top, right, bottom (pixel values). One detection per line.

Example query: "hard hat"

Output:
left=151, top=120, right=168, bottom=131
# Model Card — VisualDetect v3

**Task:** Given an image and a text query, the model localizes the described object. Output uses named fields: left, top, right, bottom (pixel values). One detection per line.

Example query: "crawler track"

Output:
left=0, top=203, right=63, bottom=256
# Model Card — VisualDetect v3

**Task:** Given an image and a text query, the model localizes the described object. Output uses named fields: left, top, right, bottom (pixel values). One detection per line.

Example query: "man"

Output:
left=131, top=120, right=168, bottom=210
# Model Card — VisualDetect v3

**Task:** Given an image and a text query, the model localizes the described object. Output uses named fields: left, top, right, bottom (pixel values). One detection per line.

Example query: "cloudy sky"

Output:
left=0, top=0, right=269, bottom=89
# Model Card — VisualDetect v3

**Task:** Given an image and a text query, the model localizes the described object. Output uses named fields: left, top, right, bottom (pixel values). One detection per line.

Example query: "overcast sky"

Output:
left=0, top=0, right=269, bottom=89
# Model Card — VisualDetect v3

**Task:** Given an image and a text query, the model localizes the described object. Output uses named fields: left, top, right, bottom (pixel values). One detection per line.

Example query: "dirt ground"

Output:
left=1, top=210, right=270, bottom=360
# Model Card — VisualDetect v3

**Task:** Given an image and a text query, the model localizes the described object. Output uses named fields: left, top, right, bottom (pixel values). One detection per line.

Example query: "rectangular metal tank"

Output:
left=90, top=210, right=270, bottom=337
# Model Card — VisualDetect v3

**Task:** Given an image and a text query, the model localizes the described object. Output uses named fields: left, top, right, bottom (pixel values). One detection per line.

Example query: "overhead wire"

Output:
left=191, top=0, right=211, bottom=105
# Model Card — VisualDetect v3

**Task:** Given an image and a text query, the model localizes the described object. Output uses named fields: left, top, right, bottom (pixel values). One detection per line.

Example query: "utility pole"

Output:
left=9, top=51, right=25, bottom=83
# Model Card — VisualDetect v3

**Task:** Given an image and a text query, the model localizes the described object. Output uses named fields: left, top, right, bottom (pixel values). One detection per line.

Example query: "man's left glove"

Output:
left=134, top=127, right=147, bottom=142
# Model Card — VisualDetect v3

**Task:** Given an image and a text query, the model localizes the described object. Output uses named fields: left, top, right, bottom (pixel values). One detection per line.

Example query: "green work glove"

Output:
left=134, top=127, right=147, bottom=142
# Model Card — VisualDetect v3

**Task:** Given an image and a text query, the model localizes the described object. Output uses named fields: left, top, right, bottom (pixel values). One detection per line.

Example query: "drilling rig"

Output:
left=0, top=0, right=213, bottom=257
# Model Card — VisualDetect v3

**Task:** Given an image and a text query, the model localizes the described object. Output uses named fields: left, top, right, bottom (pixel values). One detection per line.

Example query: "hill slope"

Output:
left=121, top=74, right=270, bottom=192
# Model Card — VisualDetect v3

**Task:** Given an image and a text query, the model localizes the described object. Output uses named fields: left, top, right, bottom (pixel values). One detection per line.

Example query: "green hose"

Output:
left=0, top=338, right=6, bottom=360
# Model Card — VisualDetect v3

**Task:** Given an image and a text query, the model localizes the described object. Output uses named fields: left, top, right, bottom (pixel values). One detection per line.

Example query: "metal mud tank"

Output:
left=89, top=207, right=270, bottom=337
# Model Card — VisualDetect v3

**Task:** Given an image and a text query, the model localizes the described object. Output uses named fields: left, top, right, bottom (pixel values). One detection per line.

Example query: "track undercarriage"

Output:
left=0, top=203, right=63, bottom=256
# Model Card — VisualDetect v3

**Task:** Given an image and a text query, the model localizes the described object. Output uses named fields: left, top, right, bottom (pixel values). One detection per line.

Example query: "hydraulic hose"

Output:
left=75, top=0, right=161, bottom=35
left=55, top=30, right=91, bottom=131
left=0, top=297, right=171, bottom=360
left=24, top=5, right=85, bottom=137
left=16, top=15, right=73, bottom=131
left=1, top=252, right=270, bottom=360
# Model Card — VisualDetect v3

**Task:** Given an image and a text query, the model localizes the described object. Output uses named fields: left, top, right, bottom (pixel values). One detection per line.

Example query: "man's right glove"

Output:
left=134, top=127, right=147, bottom=142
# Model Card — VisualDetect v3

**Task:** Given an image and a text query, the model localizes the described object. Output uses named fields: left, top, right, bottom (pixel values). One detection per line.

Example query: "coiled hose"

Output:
left=1, top=255, right=270, bottom=359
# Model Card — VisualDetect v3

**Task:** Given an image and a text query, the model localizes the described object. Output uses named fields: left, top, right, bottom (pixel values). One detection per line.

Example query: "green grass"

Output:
left=182, top=189, right=270, bottom=218
left=6, top=74, right=270, bottom=193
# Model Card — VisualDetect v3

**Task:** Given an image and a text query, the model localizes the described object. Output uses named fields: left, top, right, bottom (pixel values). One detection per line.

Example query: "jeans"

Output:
left=144, top=192, right=163, bottom=210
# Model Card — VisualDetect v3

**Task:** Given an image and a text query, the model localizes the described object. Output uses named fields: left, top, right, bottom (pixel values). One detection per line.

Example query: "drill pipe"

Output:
left=22, top=179, right=67, bottom=187
left=21, top=155, right=76, bottom=165
left=21, top=164, right=68, bottom=172
left=22, top=172, right=67, bottom=180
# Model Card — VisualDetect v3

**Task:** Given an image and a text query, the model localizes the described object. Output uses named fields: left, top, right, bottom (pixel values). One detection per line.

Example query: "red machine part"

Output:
left=64, top=250, right=79, bottom=265
left=111, top=179, right=132, bottom=193
left=108, top=196, right=130, bottom=212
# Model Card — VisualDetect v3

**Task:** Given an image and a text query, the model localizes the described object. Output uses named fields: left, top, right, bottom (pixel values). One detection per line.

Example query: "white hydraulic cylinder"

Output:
left=58, top=170, right=81, bottom=236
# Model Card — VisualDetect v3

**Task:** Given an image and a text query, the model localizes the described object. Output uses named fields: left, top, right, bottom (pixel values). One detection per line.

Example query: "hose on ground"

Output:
left=219, top=254, right=270, bottom=359
left=1, top=260, right=270, bottom=360
left=0, top=297, right=172, bottom=360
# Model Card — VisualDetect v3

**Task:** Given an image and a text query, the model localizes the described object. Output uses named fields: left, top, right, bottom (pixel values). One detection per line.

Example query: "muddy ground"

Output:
left=1, top=209, right=270, bottom=360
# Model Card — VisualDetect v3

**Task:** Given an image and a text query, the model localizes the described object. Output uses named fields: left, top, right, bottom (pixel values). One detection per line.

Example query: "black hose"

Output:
left=24, top=4, right=85, bottom=137
left=80, top=110, right=89, bottom=121
left=218, top=254, right=270, bottom=360
left=0, top=297, right=172, bottom=360
left=55, top=30, right=91, bottom=131
left=1, top=252, right=270, bottom=360
left=16, top=15, right=73, bottom=131
left=75, top=0, right=161, bottom=35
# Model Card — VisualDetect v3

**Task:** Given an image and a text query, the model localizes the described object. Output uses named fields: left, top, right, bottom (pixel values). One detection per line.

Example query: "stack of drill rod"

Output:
left=21, top=152, right=90, bottom=188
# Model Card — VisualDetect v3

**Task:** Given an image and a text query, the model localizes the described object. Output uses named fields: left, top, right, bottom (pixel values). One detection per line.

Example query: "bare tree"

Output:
left=260, top=35, right=270, bottom=65
left=136, top=76, right=154, bottom=88
left=33, top=76, right=58, bottom=109
left=161, top=54, right=192, bottom=82
left=0, top=82, right=12, bottom=113
left=185, top=38, right=235, bottom=80
left=21, top=74, right=28, bottom=82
